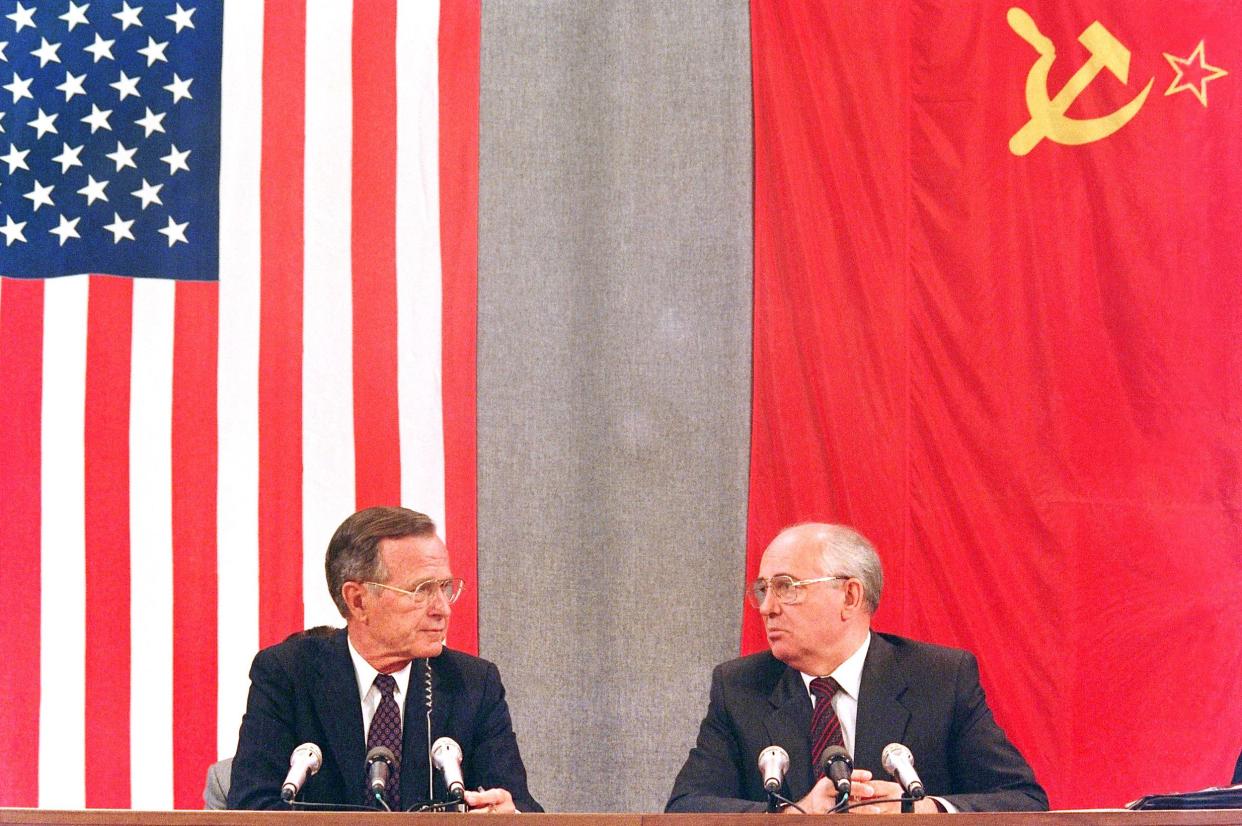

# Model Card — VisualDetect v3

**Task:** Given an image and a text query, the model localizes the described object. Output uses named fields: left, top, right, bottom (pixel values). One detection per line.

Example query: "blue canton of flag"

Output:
left=0, top=0, right=220, bottom=280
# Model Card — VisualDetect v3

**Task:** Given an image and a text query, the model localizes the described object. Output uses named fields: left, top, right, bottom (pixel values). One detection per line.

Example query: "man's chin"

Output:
left=412, top=637, right=446, bottom=658
left=768, top=640, right=798, bottom=668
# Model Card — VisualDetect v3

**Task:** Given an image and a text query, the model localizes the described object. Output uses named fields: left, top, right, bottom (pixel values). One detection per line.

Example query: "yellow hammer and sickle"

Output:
left=1008, top=7, right=1154, bottom=156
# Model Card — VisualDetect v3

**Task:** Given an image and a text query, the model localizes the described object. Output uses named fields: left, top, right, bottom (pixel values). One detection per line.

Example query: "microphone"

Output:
left=758, top=745, right=790, bottom=793
left=431, top=736, right=466, bottom=800
left=882, top=743, right=926, bottom=800
left=818, top=745, right=853, bottom=797
left=366, top=746, right=397, bottom=797
left=280, top=742, right=323, bottom=802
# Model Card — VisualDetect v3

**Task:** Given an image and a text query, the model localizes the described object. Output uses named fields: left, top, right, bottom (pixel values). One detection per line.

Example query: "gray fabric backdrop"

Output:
left=476, top=0, right=754, bottom=812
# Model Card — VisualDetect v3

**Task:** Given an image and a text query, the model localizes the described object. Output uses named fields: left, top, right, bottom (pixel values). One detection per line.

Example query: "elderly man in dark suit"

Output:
left=227, top=507, right=541, bottom=812
left=667, top=523, right=1046, bottom=814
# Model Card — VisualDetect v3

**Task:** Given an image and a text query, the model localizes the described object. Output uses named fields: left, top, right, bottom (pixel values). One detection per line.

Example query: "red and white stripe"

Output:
left=0, top=0, right=480, bottom=809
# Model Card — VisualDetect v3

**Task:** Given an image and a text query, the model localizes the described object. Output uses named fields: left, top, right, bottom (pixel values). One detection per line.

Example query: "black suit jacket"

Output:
left=227, top=629, right=542, bottom=811
left=666, top=632, right=1047, bottom=813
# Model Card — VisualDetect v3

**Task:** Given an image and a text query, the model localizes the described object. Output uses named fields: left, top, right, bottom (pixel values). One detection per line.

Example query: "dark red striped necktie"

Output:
left=809, top=676, right=845, bottom=775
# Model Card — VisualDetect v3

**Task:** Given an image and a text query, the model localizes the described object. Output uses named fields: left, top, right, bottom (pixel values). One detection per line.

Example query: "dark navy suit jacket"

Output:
left=666, top=632, right=1047, bottom=813
left=226, top=628, right=541, bottom=811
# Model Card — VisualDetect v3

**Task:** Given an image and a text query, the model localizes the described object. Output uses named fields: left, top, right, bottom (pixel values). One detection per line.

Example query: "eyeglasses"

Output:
left=746, top=574, right=849, bottom=608
left=365, top=578, right=465, bottom=605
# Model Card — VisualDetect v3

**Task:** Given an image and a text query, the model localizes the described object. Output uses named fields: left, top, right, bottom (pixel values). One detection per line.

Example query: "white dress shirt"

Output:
left=800, top=632, right=871, bottom=756
left=347, top=636, right=413, bottom=739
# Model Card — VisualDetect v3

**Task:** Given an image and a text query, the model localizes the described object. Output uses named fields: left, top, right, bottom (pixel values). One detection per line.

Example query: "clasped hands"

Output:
left=784, top=769, right=940, bottom=815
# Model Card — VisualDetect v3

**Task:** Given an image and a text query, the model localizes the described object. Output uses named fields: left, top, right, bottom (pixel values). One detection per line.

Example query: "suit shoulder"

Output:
left=875, top=631, right=974, bottom=669
left=715, top=650, right=786, bottom=688
left=251, top=627, right=345, bottom=674
left=436, top=647, right=500, bottom=681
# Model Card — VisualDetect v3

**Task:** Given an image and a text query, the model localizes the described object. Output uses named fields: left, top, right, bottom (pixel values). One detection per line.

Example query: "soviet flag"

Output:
left=749, top=0, right=1240, bottom=808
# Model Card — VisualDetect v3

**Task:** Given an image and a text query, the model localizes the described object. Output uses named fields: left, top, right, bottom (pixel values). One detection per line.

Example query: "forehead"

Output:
left=759, top=530, right=826, bottom=577
left=378, top=534, right=451, bottom=581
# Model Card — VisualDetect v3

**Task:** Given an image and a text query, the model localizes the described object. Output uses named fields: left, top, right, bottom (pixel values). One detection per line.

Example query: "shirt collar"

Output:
left=347, top=634, right=413, bottom=701
left=801, top=631, right=871, bottom=700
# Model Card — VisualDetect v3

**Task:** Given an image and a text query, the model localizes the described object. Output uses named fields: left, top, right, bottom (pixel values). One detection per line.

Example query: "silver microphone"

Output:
left=431, top=736, right=466, bottom=800
left=280, top=742, right=323, bottom=802
left=882, top=743, right=926, bottom=800
left=366, top=746, right=397, bottom=796
left=758, top=745, right=790, bottom=793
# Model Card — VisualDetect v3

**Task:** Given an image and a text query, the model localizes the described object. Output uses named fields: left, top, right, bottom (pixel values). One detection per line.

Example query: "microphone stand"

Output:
left=766, top=790, right=781, bottom=814
left=900, top=797, right=913, bottom=814
left=406, top=797, right=467, bottom=813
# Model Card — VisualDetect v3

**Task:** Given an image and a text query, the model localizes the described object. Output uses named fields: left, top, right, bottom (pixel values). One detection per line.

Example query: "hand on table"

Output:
left=464, top=787, right=517, bottom=814
left=784, top=769, right=940, bottom=814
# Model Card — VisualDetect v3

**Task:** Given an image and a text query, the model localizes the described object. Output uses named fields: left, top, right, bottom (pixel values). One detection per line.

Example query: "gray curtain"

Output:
left=477, top=0, right=754, bottom=812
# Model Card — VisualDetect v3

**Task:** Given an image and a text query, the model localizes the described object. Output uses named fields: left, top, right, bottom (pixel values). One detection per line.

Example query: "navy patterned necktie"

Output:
left=809, top=676, right=845, bottom=776
left=367, top=673, right=402, bottom=809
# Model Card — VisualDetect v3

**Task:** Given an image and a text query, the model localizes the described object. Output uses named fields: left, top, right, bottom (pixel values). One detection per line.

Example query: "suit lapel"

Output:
left=763, top=664, right=814, bottom=801
left=314, top=632, right=367, bottom=803
left=398, top=658, right=427, bottom=806
left=400, top=652, right=455, bottom=806
left=853, top=634, right=911, bottom=775
left=428, top=651, right=454, bottom=740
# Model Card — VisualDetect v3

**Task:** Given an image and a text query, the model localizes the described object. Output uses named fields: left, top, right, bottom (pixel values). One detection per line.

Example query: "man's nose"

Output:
left=759, top=587, right=781, bottom=615
left=426, top=589, right=452, bottom=615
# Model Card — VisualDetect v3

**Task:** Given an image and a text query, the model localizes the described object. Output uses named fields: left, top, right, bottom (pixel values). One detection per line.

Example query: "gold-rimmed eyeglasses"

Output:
left=746, top=574, right=848, bottom=608
left=365, top=578, right=465, bottom=605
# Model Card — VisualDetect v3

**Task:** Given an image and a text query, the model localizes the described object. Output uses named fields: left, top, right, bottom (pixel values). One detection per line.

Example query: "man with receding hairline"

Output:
left=228, top=506, right=541, bottom=812
left=667, top=523, right=1045, bottom=814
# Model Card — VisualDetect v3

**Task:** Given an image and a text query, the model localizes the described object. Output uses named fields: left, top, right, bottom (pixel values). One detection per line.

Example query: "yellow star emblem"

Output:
left=1162, top=41, right=1228, bottom=106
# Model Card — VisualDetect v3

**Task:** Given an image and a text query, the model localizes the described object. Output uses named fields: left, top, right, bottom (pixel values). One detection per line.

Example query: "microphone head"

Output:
left=281, top=742, right=324, bottom=803
left=882, top=742, right=926, bottom=799
left=758, top=745, right=790, bottom=770
left=429, top=730, right=464, bottom=765
left=292, top=742, right=323, bottom=775
left=431, top=736, right=465, bottom=800
left=366, top=746, right=396, bottom=794
left=758, top=745, right=790, bottom=792
left=882, top=742, right=913, bottom=774
left=366, top=745, right=396, bottom=766
left=818, top=745, right=853, bottom=795
left=817, top=745, right=852, bottom=774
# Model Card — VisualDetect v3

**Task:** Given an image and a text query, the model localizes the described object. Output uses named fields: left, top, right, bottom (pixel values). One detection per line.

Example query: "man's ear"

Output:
left=341, top=581, right=368, bottom=621
left=841, top=578, right=867, bottom=618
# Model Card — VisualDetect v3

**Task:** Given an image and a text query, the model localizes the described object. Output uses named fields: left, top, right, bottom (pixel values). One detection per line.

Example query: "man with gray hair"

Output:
left=227, top=507, right=541, bottom=812
left=667, top=523, right=1046, bottom=814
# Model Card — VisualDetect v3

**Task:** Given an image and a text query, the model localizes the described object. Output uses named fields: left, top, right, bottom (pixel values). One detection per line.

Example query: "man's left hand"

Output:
left=464, top=788, right=517, bottom=814
left=849, top=772, right=940, bottom=814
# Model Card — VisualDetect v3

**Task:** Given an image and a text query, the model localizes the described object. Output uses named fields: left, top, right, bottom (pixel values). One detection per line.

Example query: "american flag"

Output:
left=0, top=0, right=218, bottom=276
left=0, top=0, right=481, bottom=810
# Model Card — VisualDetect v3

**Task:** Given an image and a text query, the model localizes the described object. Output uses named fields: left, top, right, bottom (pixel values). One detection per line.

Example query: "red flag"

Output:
left=749, top=0, right=1241, bottom=807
